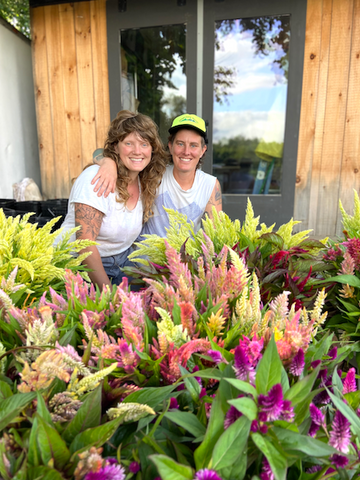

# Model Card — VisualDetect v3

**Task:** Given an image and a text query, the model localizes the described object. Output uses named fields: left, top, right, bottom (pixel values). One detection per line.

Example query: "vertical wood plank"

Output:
left=30, top=6, right=55, bottom=199
left=44, top=4, right=69, bottom=198
left=336, top=0, right=360, bottom=234
left=90, top=0, right=111, bottom=148
left=306, top=0, right=332, bottom=235
left=59, top=3, right=83, bottom=186
left=74, top=1, right=97, bottom=169
left=294, top=0, right=324, bottom=231
left=315, top=0, right=354, bottom=236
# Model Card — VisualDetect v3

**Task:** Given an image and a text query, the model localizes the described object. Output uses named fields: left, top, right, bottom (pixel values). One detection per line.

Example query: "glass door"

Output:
left=106, top=0, right=197, bottom=145
left=202, top=0, right=307, bottom=225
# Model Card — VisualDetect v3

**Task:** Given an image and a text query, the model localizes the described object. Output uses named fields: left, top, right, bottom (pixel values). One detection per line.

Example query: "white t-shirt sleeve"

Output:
left=69, top=165, right=110, bottom=215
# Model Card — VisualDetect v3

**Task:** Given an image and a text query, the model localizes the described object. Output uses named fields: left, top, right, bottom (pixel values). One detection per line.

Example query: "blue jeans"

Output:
left=101, top=246, right=136, bottom=286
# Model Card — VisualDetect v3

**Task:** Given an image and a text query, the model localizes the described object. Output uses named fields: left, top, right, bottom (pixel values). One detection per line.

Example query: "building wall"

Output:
left=0, top=19, right=41, bottom=199
left=30, top=0, right=360, bottom=235
left=295, top=0, right=360, bottom=237
left=30, top=0, right=110, bottom=199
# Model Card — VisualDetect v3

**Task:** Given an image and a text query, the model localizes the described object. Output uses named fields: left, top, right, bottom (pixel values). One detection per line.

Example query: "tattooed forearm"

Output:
left=75, top=203, right=104, bottom=240
left=204, top=180, right=223, bottom=218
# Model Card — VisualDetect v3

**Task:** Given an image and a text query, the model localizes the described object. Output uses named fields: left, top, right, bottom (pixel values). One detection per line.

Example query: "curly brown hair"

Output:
left=103, top=110, right=168, bottom=223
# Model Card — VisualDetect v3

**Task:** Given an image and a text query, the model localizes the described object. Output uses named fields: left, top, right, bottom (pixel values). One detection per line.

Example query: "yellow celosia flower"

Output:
left=207, top=310, right=226, bottom=337
left=274, top=327, right=283, bottom=342
left=107, top=402, right=155, bottom=422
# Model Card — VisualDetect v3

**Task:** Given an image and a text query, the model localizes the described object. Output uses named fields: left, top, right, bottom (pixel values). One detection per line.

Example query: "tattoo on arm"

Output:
left=204, top=180, right=223, bottom=218
left=75, top=203, right=104, bottom=240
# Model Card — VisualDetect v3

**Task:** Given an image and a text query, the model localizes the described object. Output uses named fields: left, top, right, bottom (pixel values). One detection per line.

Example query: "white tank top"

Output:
left=141, top=165, right=216, bottom=237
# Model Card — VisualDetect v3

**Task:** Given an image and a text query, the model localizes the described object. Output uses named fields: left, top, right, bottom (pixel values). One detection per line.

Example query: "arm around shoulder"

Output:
left=91, top=152, right=118, bottom=198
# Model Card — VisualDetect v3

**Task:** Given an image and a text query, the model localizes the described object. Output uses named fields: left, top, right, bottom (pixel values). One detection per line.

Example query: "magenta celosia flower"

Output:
left=260, top=457, right=274, bottom=480
left=224, top=405, right=242, bottom=429
left=328, top=346, right=337, bottom=360
left=129, top=461, right=140, bottom=474
left=207, top=349, right=224, bottom=364
left=259, top=424, right=268, bottom=434
left=85, top=464, right=125, bottom=480
left=306, top=465, right=322, bottom=474
left=331, top=454, right=349, bottom=468
left=233, top=346, right=255, bottom=383
left=258, top=384, right=284, bottom=422
left=250, top=420, right=259, bottom=432
left=329, top=410, right=351, bottom=453
left=311, top=360, right=321, bottom=369
left=194, top=469, right=222, bottom=480
left=289, top=348, right=305, bottom=376
left=343, top=368, right=356, bottom=394
left=169, top=397, right=179, bottom=409
left=199, top=388, right=207, bottom=399
left=308, top=403, right=324, bottom=437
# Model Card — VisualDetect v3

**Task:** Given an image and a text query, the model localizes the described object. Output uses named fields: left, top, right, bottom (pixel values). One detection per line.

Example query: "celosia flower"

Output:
left=207, top=350, right=224, bottom=364
left=224, top=405, right=242, bottom=429
left=328, top=346, right=337, bottom=360
left=331, top=454, right=349, bottom=468
left=340, top=250, right=355, bottom=275
left=260, top=457, right=274, bottom=480
left=289, top=348, right=305, bottom=376
left=311, top=360, right=321, bottom=369
left=343, top=237, right=360, bottom=269
left=343, top=368, right=356, bottom=394
left=280, top=399, right=294, bottom=422
left=250, top=420, right=259, bottom=432
left=128, top=461, right=140, bottom=474
left=239, top=336, right=264, bottom=367
left=233, top=346, right=255, bottom=383
left=169, top=397, right=179, bottom=409
left=329, top=410, right=351, bottom=453
left=308, top=403, right=325, bottom=437
left=258, top=384, right=284, bottom=422
left=107, top=403, right=155, bottom=423
left=194, top=469, right=222, bottom=480
left=85, top=463, right=125, bottom=480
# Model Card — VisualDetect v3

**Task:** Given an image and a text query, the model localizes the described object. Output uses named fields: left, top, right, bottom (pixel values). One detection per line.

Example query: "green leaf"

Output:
left=0, top=380, right=13, bottom=400
left=344, top=390, right=360, bottom=410
left=58, top=325, right=78, bottom=348
left=212, top=416, right=251, bottom=471
left=179, top=365, right=201, bottom=403
left=27, top=466, right=65, bottom=480
left=190, top=368, right=223, bottom=380
left=69, top=416, right=125, bottom=455
left=164, top=411, right=206, bottom=438
left=36, top=391, right=54, bottom=427
left=228, top=397, right=258, bottom=421
left=36, top=414, right=71, bottom=470
left=256, top=335, right=282, bottom=394
left=225, top=378, right=258, bottom=398
left=150, top=454, right=193, bottom=480
left=326, top=388, right=360, bottom=438
left=320, top=274, right=360, bottom=288
left=0, top=392, right=36, bottom=431
left=285, top=365, right=320, bottom=406
left=273, top=427, right=338, bottom=456
left=123, top=385, right=177, bottom=408
left=28, top=417, right=41, bottom=467
left=280, top=366, right=290, bottom=393
left=62, top=385, right=102, bottom=444
left=194, top=390, right=224, bottom=470
left=252, top=432, right=287, bottom=480
left=172, top=299, right=182, bottom=326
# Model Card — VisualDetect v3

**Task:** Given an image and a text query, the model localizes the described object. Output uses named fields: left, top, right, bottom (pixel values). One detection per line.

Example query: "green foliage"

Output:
left=0, top=0, right=30, bottom=38
left=339, top=189, right=360, bottom=238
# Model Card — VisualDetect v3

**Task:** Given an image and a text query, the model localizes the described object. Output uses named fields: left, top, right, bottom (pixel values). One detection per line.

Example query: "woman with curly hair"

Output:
left=59, top=110, right=167, bottom=288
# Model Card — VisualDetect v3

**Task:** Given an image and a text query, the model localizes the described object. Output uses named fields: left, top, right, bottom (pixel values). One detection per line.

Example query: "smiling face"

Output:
left=115, top=132, right=152, bottom=179
left=168, top=129, right=207, bottom=175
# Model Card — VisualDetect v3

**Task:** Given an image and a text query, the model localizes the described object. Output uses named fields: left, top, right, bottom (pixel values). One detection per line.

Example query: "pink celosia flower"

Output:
left=194, top=469, right=222, bottom=480
left=250, top=420, right=259, bottom=432
left=169, top=397, right=179, bottom=409
left=340, top=250, right=355, bottom=275
left=308, top=403, right=325, bottom=437
left=82, top=310, right=107, bottom=330
left=343, top=237, right=360, bottom=270
left=128, top=461, right=140, bottom=474
left=329, top=410, right=351, bottom=453
left=311, top=360, right=321, bottom=369
left=239, top=336, right=264, bottom=367
left=233, top=346, right=255, bottom=383
left=289, top=348, right=305, bottom=376
left=207, top=350, right=224, bottom=364
left=343, top=368, right=356, bottom=394
left=64, top=270, right=96, bottom=305
left=260, top=457, right=274, bottom=480
left=280, top=399, right=294, bottom=422
left=224, top=405, right=242, bottom=429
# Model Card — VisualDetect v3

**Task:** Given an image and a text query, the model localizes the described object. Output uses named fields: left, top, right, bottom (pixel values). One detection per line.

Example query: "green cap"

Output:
left=169, top=113, right=208, bottom=143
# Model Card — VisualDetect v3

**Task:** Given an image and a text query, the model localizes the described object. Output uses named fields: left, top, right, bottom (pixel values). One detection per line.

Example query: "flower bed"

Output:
left=0, top=193, right=360, bottom=480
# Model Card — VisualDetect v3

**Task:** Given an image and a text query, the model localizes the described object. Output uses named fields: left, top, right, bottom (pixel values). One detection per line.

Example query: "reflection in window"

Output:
left=120, top=25, right=187, bottom=144
left=212, top=16, right=290, bottom=195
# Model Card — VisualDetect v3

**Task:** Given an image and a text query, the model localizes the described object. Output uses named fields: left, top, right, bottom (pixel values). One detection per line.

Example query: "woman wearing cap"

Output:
left=91, top=113, right=222, bottom=238
left=58, top=110, right=167, bottom=289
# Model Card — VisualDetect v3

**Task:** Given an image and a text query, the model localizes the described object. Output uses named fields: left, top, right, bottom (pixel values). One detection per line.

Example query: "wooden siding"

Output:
left=30, top=0, right=360, bottom=237
left=295, top=0, right=360, bottom=236
left=30, top=0, right=110, bottom=199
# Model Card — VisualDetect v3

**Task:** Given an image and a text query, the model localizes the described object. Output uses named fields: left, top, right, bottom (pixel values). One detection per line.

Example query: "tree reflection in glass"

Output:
left=213, top=16, right=290, bottom=195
